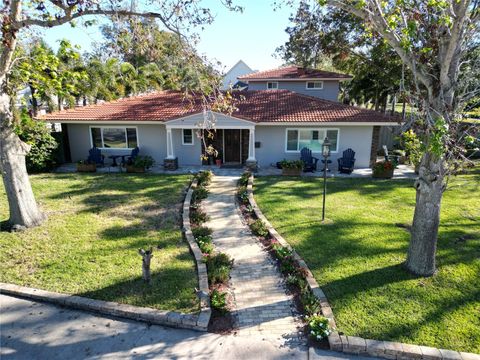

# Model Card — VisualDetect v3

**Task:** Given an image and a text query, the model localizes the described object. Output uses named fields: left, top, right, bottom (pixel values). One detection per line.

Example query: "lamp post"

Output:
left=322, top=137, right=331, bottom=222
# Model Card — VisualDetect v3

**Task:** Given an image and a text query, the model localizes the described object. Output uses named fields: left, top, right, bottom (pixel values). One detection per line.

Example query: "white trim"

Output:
left=306, top=81, right=323, bottom=90
left=257, top=122, right=400, bottom=126
left=182, top=128, right=194, bottom=145
left=164, top=111, right=256, bottom=127
left=284, top=128, right=340, bottom=154
left=266, top=81, right=278, bottom=90
left=243, top=78, right=352, bottom=82
left=89, top=125, right=139, bottom=150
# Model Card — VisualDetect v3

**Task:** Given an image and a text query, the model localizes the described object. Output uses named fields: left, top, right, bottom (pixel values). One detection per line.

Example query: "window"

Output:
left=90, top=127, right=138, bottom=149
left=285, top=128, right=339, bottom=152
left=182, top=129, right=193, bottom=145
left=267, top=82, right=278, bottom=90
left=306, top=81, right=323, bottom=90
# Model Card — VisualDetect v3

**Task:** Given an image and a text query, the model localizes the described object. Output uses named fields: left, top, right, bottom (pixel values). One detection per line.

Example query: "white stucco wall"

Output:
left=221, top=60, right=255, bottom=90
left=255, top=125, right=374, bottom=168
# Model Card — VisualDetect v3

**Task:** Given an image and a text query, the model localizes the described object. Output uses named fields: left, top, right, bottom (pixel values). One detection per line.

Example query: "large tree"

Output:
left=0, top=0, right=237, bottom=229
left=277, top=1, right=406, bottom=111
left=316, top=0, right=479, bottom=276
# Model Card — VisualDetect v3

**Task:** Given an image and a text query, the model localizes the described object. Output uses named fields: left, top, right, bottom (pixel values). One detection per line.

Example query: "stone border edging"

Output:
left=0, top=178, right=211, bottom=332
left=246, top=174, right=480, bottom=360
left=0, top=282, right=202, bottom=330
left=182, top=178, right=212, bottom=331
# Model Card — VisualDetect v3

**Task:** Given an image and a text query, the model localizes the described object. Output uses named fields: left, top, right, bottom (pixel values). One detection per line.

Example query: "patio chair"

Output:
left=122, top=147, right=140, bottom=165
left=300, top=147, right=319, bottom=172
left=87, top=147, right=104, bottom=166
left=337, top=148, right=356, bottom=174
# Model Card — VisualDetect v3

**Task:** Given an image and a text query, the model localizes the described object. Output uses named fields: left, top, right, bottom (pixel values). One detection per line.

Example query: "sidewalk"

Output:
left=204, top=175, right=302, bottom=342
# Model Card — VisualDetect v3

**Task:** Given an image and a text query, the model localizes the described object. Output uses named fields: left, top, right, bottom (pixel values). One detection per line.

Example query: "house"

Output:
left=39, top=68, right=399, bottom=171
left=238, top=65, right=352, bottom=101
left=221, top=60, right=256, bottom=90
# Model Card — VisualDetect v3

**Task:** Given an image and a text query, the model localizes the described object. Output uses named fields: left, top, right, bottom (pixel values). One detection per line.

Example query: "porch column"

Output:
left=166, top=127, right=175, bottom=159
left=247, top=127, right=256, bottom=161
left=164, top=126, right=178, bottom=170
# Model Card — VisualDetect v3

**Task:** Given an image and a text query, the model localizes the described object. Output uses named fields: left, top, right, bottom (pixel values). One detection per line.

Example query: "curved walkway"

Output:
left=203, top=175, right=302, bottom=343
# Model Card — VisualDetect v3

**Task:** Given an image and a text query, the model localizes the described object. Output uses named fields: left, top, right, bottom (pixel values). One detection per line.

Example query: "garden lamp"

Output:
left=322, top=137, right=331, bottom=221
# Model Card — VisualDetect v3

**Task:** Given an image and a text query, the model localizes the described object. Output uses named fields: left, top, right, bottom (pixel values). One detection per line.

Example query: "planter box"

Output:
left=126, top=165, right=146, bottom=173
left=373, top=167, right=394, bottom=179
left=282, top=168, right=302, bottom=176
left=77, top=163, right=96, bottom=172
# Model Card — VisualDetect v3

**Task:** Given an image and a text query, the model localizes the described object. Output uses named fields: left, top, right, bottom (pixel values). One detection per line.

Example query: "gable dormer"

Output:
left=238, top=66, right=352, bottom=102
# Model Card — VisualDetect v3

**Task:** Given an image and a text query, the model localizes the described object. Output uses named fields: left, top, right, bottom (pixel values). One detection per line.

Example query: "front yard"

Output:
left=254, top=169, right=480, bottom=353
left=0, top=173, right=199, bottom=313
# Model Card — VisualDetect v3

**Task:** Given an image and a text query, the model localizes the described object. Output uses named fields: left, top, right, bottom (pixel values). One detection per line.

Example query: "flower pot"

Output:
left=373, top=167, right=394, bottom=179
left=215, top=159, right=222, bottom=167
left=126, top=165, right=146, bottom=173
left=77, top=163, right=96, bottom=172
left=282, top=168, right=302, bottom=176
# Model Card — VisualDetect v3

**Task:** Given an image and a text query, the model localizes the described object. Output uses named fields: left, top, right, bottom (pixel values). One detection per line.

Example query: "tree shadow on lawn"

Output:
left=255, top=176, right=415, bottom=200
left=78, top=268, right=200, bottom=312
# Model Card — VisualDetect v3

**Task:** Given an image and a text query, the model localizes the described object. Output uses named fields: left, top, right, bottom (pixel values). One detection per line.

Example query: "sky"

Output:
left=41, top=1, right=298, bottom=73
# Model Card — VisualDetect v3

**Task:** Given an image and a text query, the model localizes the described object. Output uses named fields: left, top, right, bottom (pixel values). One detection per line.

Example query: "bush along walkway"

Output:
left=203, top=173, right=303, bottom=341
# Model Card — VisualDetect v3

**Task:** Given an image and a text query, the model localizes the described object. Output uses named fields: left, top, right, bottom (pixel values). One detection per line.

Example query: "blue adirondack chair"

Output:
left=337, top=148, right=356, bottom=174
left=87, top=147, right=104, bottom=166
left=122, top=147, right=140, bottom=165
left=300, top=147, right=319, bottom=172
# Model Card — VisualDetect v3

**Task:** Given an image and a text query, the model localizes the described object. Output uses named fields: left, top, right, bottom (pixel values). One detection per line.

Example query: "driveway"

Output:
left=1, top=294, right=374, bottom=360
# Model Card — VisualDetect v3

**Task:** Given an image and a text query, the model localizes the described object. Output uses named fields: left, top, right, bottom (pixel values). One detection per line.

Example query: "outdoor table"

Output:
left=108, top=155, right=124, bottom=167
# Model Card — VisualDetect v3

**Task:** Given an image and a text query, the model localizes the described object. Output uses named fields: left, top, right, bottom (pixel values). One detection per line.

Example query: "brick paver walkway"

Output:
left=204, top=175, right=302, bottom=342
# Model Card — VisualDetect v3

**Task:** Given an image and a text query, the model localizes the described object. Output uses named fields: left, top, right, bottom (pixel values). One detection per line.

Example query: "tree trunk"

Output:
left=405, top=151, right=445, bottom=276
left=391, top=93, right=396, bottom=116
left=0, top=86, right=46, bottom=229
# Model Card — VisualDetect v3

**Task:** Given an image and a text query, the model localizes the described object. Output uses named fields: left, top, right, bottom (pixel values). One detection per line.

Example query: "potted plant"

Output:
left=77, top=160, right=96, bottom=172
left=215, top=157, right=222, bottom=167
left=372, top=160, right=395, bottom=178
left=126, top=155, right=155, bottom=173
left=279, top=159, right=304, bottom=176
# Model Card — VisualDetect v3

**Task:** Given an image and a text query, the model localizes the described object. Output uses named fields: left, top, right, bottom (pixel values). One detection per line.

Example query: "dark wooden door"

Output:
left=224, top=129, right=241, bottom=163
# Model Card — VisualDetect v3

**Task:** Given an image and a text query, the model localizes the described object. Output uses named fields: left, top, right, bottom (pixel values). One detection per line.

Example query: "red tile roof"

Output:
left=238, top=65, right=352, bottom=81
left=39, top=90, right=398, bottom=124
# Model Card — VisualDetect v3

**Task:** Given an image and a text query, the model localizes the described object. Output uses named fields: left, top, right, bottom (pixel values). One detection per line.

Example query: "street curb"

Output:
left=246, top=174, right=480, bottom=360
left=0, top=282, right=203, bottom=331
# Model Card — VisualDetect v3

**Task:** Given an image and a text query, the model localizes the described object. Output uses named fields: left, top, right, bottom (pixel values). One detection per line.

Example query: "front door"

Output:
left=224, top=129, right=241, bottom=163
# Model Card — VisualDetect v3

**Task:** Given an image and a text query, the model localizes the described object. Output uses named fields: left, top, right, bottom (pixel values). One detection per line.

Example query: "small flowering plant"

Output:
left=307, top=315, right=332, bottom=340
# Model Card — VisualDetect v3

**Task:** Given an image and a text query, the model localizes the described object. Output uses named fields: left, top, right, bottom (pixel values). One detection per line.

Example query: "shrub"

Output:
left=210, top=289, right=227, bottom=314
left=192, top=187, right=209, bottom=203
left=286, top=274, right=307, bottom=289
left=190, top=208, right=209, bottom=225
left=239, top=172, right=251, bottom=186
left=192, top=226, right=212, bottom=238
left=239, top=190, right=249, bottom=204
left=307, top=315, right=332, bottom=340
left=197, top=235, right=214, bottom=255
left=205, top=252, right=233, bottom=284
left=272, top=243, right=293, bottom=261
left=250, top=219, right=269, bottom=237
left=15, top=109, right=58, bottom=173
left=133, top=155, right=155, bottom=169
left=372, top=160, right=396, bottom=175
left=279, top=159, right=304, bottom=169
left=197, top=170, right=212, bottom=186
left=301, top=289, right=321, bottom=316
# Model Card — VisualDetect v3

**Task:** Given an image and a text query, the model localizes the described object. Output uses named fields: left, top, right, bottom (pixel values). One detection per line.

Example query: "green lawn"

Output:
left=254, top=170, right=480, bottom=352
left=0, top=173, right=199, bottom=313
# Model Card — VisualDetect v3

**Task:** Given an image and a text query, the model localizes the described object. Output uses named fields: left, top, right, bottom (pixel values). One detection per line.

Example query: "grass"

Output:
left=0, top=173, right=199, bottom=313
left=254, top=168, right=480, bottom=352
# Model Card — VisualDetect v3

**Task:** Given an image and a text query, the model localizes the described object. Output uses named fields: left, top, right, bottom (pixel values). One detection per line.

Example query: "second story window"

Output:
left=267, top=82, right=278, bottom=90
left=306, top=81, right=324, bottom=90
